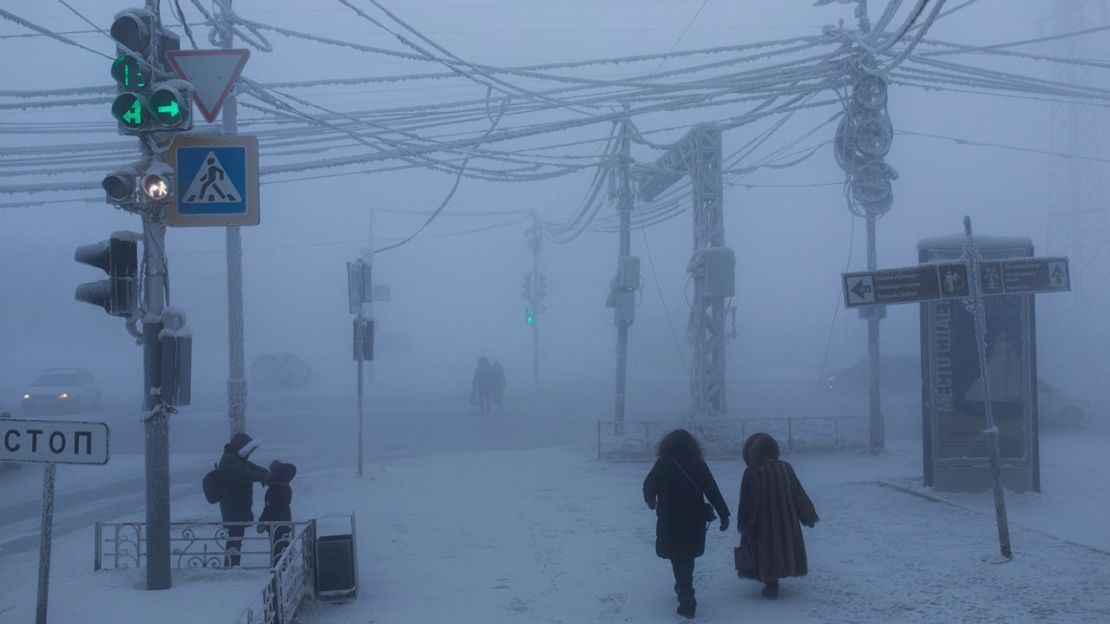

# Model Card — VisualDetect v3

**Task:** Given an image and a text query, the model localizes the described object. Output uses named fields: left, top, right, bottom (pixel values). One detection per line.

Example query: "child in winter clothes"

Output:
left=258, top=460, right=297, bottom=566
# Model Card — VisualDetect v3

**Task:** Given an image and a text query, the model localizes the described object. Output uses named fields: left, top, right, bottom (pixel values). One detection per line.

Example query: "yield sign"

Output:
left=166, top=49, right=250, bottom=123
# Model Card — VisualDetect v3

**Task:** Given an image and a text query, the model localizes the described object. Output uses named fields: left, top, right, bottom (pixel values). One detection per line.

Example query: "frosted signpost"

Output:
left=841, top=216, right=1070, bottom=559
left=1, top=418, right=110, bottom=624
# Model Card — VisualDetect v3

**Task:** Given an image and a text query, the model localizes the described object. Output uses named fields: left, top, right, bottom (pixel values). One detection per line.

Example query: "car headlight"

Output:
left=22, top=393, right=30, bottom=400
left=59, top=392, right=69, bottom=400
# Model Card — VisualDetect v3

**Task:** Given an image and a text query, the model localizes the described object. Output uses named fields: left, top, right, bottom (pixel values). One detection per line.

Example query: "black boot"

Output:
left=761, top=580, right=779, bottom=600
left=676, top=591, right=696, bottom=618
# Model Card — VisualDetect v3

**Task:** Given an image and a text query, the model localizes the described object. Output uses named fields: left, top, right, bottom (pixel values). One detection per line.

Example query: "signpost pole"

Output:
left=35, top=463, right=56, bottom=624
left=357, top=322, right=365, bottom=477
left=866, top=216, right=883, bottom=454
left=218, top=0, right=248, bottom=438
left=963, top=216, right=1013, bottom=559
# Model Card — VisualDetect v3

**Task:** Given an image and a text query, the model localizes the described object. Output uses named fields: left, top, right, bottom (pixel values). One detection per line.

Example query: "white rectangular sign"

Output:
left=0, top=419, right=109, bottom=465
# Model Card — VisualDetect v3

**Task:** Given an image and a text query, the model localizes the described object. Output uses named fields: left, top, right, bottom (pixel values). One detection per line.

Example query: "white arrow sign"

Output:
left=166, top=49, right=250, bottom=123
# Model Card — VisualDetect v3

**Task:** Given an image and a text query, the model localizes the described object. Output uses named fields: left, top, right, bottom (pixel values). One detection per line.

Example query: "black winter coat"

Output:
left=643, top=457, right=730, bottom=560
left=217, top=447, right=269, bottom=522
left=259, top=462, right=296, bottom=524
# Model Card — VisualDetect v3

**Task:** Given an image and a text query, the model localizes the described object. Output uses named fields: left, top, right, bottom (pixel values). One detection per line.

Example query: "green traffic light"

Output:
left=112, top=93, right=145, bottom=129
left=149, top=89, right=185, bottom=126
left=111, top=55, right=147, bottom=89
left=526, top=307, right=536, bottom=325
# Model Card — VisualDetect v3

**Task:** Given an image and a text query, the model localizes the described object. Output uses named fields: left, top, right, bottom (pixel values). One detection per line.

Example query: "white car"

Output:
left=21, top=368, right=101, bottom=415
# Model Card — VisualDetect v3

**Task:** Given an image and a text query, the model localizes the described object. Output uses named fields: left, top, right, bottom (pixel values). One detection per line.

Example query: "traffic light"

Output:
left=74, top=232, right=140, bottom=317
left=102, top=165, right=138, bottom=205
left=109, top=8, right=190, bottom=135
left=138, top=161, right=174, bottom=204
left=526, top=306, right=536, bottom=326
left=534, top=272, right=547, bottom=302
left=521, top=271, right=533, bottom=301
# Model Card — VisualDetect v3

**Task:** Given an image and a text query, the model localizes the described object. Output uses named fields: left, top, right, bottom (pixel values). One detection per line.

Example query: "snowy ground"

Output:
left=2, top=400, right=1108, bottom=623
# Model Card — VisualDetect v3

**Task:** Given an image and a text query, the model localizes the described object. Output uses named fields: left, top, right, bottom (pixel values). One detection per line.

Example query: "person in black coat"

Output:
left=737, top=432, right=818, bottom=599
left=218, top=432, right=269, bottom=567
left=258, top=460, right=297, bottom=566
left=643, top=429, right=730, bottom=618
left=471, top=357, right=495, bottom=413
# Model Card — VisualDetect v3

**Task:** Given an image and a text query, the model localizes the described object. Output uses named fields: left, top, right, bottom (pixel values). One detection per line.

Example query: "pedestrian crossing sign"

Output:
left=166, top=135, right=259, bottom=227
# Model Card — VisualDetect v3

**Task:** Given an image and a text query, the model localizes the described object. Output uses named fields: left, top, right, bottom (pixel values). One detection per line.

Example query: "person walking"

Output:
left=471, top=357, right=496, bottom=413
left=735, top=432, right=819, bottom=599
left=218, top=432, right=269, bottom=567
left=643, top=429, right=730, bottom=618
left=492, top=362, right=506, bottom=405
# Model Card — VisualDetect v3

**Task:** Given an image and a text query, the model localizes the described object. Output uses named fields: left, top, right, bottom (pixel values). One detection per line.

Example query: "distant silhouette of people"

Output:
left=217, top=433, right=269, bottom=567
left=471, top=357, right=495, bottom=413
left=492, top=362, right=506, bottom=405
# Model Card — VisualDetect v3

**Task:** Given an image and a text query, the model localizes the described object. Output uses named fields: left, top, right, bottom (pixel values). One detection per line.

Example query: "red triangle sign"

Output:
left=166, top=49, right=250, bottom=123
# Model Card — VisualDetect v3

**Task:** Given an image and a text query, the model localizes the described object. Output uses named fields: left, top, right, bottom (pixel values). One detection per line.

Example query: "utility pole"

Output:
left=219, top=0, right=248, bottom=438
left=611, top=116, right=636, bottom=426
left=525, top=213, right=544, bottom=385
left=835, top=2, right=895, bottom=453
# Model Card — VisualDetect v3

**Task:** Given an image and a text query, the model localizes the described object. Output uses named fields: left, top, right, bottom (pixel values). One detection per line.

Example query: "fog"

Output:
left=2, top=1, right=1110, bottom=620
left=3, top=1, right=1104, bottom=414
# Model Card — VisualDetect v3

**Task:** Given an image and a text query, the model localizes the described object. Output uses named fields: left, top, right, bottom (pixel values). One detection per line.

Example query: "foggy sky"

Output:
left=1, top=1, right=1102, bottom=411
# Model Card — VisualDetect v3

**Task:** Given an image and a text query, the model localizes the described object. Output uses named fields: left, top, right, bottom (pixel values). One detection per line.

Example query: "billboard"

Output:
left=919, top=235, right=1040, bottom=493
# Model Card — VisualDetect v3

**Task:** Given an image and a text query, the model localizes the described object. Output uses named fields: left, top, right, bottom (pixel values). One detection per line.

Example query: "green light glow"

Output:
left=111, top=55, right=147, bottom=89
left=112, top=93, right=144, bottom=129
left=149, top=89, right=185, bottom=126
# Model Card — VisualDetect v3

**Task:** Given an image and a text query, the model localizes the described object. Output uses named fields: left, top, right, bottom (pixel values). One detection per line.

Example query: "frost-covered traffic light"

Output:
left=109, top=8, right=191, bottom=134
left=74, top=232, right=140, bottom=317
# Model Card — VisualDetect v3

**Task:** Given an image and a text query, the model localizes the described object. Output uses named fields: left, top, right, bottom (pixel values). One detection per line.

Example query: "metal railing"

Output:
left=234, top=521, right=316, bottom=624
left=597, top=416, right=868, bottom=460
left=94, top=520, right=314, bottom=571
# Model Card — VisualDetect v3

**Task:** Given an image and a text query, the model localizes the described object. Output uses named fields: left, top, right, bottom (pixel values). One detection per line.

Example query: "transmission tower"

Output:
left=1044, top=0, right=1110, bottom=371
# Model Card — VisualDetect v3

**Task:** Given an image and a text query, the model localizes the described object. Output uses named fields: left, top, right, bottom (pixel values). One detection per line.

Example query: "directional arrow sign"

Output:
left=166, top=49, right=250, bottom=123
left=842, top=257, right=1071, bottom=309
left=843, top=263, right=968, bottom=309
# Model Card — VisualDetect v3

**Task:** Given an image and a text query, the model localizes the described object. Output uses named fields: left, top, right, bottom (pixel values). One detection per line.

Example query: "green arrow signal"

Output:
left=157, top=100, right=180, bottom=118
left=123, top=99, right=142, bottom=125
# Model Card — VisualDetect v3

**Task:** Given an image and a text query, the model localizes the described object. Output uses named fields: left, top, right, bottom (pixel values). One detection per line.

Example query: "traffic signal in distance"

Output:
left=74, top=232, right=140, bottom=317
left=526, top=306, right=536, bottom=326
left=534, top=272, right=547, bottom=302
left=521, top=271, right=533, bottom=301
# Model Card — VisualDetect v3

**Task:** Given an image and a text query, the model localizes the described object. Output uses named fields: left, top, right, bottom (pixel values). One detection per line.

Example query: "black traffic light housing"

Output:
left=102, top=164, right=138, bottom=205
left=110, top=9, right=188, bottom=135
left=74, top=232, right=140, bottom=317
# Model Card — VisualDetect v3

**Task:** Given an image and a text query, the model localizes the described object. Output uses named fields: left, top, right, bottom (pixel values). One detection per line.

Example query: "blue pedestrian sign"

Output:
left=166, top=135, right=259, bottom=227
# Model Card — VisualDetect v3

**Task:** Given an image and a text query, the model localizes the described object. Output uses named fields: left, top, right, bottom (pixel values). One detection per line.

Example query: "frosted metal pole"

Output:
left=963, top=217, right=1013, bottom=559
left=531, top=214, right=541, bottom=385
left=614, top=118, right=633, bottom=425
left=867, top=215, right=883, bottom=453
left=357, top=325, right=365, bottom=477
left=220, top=0, right=248, bottom=437
left=142, top=213, right=171, bottom=590
left=35, top=464, right=56, bottom=624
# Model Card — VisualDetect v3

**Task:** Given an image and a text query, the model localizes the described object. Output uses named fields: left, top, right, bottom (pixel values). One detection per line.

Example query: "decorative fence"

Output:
left=95, top=520, right=314, bottom=571
left=95, top=520, right=320, bottom=624
left=234, top=522, right=316, bottom=624
left=597, top=416, right=868, bottom=460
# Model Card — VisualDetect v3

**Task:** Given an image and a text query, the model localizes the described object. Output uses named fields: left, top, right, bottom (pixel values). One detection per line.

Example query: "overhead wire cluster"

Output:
left=2, top=0, right=1110, bottom=245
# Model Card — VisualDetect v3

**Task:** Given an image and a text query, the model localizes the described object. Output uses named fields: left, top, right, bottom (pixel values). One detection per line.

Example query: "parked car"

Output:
left=820, top=357, right=1090, bottom=429
left=21, top=368, right=100, bottom=415
left=250, top=353, right=312, bottom=389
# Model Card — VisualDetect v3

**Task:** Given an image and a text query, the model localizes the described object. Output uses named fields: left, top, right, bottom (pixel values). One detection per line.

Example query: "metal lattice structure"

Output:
left=639, top=124, right=727, bottom=416
left=1045, top=0, right=1110, bottom=368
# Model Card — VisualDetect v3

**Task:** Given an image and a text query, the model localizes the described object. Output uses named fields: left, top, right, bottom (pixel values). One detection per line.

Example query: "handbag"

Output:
left=671, top=458, right=717, bottom=524
left=734, top=534, right=757, bottom=578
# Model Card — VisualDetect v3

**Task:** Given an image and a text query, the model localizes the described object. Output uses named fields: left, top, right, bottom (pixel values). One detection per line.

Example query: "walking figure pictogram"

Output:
left=183, top=151, right=241, bottom=203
